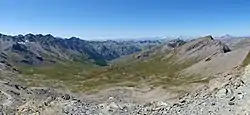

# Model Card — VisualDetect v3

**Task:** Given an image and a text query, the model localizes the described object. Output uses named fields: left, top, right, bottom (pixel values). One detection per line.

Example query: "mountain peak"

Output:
left=44, top=34, right=54, bottom=37
left=221, top=34, right=233, bottom=38
left=201, top=35, right=214, bottom=40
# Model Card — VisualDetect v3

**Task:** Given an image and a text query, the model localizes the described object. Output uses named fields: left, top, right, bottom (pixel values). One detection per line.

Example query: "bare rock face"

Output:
left=166, top=38, right=187, bottom=49
left=176, top=35, right=231, bottom=62
left=134, top=38, right=186, bottom=60
left=221, top=43, right=231, bottom=53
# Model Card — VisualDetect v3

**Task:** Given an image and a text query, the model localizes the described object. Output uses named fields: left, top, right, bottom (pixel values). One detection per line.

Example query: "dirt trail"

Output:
left=1, top=90, right=12, bottom=106
left=0, top=81, right=13, bottom=106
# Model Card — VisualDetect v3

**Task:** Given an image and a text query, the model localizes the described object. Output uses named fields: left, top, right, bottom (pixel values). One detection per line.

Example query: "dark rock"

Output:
left=228, top=102, right=235, bottom=105
left=221, top=45, right=231, bottom=53
left=44, top=102, right=48, bottom=106
left=230, top=96, right=235, bottom=101
left=9, top=90, right=20, bottom=96
left=62, top=94, right=71, bottom=100
left=14, top=84, right=20, bottom=90
left=36, top=56, right=44, bottom=61
left=205, top=57, right=211, bottom=62
left=180, top=99, right=186, bottom=103
left=173, top=103, right=182, bottom=107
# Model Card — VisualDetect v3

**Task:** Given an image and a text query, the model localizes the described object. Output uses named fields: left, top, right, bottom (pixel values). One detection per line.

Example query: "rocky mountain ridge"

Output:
left=0, top=33, right=166, bottom=66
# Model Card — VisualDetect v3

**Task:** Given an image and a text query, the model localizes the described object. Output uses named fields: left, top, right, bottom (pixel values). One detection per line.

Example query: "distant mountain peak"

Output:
left=221, top=34, right=234, bottom=39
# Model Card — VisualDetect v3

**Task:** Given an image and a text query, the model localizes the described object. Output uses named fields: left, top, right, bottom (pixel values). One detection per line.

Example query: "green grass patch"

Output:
left=17, top=60, right=101, bottom=91
left=74, top=53, right=202, bottom=91
left=17, top=52, right=211, bottom=93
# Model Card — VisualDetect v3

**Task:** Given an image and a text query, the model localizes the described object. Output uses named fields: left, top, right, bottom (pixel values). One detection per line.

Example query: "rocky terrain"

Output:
left=1, top=34, right=250, bottom=114
left=1, top=62, right=250, bottom=115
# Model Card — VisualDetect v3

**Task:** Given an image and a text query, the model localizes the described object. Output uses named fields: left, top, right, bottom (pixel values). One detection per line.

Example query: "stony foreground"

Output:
left=0, top=65, right=250, bottom=115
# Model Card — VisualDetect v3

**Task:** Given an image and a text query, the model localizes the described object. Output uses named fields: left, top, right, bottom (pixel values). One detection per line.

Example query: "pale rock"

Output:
left=215, top=88, right=227, bottom=98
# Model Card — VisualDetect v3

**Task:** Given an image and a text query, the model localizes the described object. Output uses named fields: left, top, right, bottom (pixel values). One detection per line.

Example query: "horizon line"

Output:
left=0, top=32, right=249, bottom=41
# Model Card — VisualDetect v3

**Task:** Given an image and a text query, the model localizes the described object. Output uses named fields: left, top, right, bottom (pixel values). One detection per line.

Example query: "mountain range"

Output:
left=1, top=33, right=250, bottom=114
left=0, top=33, right=167, bottom=68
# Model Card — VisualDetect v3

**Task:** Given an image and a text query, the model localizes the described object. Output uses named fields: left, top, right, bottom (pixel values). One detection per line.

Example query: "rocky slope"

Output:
left=86, top=36, right=239, bottom=91
left=1, top=62, right=250, bottom=115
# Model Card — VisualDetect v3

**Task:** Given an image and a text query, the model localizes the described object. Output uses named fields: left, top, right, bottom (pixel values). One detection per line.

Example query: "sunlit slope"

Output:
left=19, top=36, right=249, bottom=93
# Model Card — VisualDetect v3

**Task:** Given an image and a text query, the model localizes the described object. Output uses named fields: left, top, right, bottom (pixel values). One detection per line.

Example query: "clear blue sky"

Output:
left=0, top=0, right=250, bottom=39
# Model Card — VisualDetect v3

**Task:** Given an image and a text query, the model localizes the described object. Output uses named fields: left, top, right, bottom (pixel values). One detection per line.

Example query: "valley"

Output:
left=0, top=33, right=250, bottom=114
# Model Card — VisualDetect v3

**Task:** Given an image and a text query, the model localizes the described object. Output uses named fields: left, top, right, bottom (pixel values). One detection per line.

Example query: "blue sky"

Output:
left=0, top=0, right=250, bottom=40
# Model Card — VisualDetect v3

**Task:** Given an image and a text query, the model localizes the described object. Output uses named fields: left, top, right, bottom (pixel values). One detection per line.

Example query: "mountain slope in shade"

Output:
left=0, top=33, right=164, bottom=67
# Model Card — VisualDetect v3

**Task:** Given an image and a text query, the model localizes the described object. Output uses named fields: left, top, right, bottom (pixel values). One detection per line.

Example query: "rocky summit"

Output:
left=1, top=34, right=250, bottom=115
